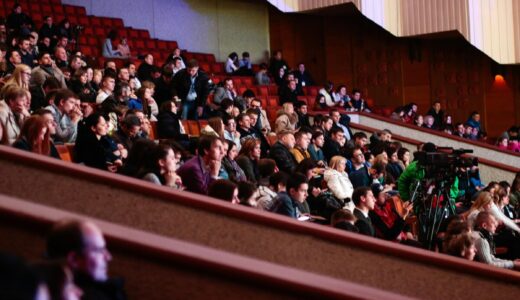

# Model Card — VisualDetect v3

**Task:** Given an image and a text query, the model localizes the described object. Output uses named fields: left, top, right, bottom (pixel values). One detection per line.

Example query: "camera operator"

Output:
left=398, top=142, right=459, bottom=203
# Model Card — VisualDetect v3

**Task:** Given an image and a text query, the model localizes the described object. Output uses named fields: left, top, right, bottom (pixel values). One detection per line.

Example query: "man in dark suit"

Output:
left=322, top=127, right=344, bottom=163
left=269, top=130, right=297, bottom=174
left=352, top=186, right=377, bottom=237
left=171, top=59, right=210, bottom=120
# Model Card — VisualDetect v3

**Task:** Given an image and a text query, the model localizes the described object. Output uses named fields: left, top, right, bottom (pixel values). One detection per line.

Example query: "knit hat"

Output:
left=371, top=183, right=385, bottom=198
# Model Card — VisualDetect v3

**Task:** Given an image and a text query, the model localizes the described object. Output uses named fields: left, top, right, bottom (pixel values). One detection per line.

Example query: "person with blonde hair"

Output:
left=1, top=63, right=31, bottom=97
left=275, top=102, right=298, bottom=133
left=466, top=191, right=494, bottom=226
left=324, top=155, right=355, bottom=211
left=467, top=191, right=520, bottom=233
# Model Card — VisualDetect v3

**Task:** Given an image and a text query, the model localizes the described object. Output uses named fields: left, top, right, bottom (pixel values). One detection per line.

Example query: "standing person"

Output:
left=426, top=101, right=444, bottom=130
left=268, top=50, right=289, bottom=77
left=46, top=220, right=128, bottom=300
left=171, top=59, right=210, bottom=120
left=137, top=54, right=155, bottom=82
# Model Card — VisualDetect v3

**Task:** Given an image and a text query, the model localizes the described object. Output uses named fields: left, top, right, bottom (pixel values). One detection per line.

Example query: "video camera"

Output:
left=414, top=147, right=476, bottom=177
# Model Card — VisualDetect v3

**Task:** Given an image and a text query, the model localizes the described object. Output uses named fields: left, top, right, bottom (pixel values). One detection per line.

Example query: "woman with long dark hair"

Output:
left=221, top=140, right=247, bottom=183
left=138, top=143, right=183, bottom=190
left=75, top=113, right=122, bottom=172
left=236, top=138, right=261, bottom=184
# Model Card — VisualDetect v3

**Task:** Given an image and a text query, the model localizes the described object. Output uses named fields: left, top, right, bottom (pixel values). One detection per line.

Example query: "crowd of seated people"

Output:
left=2, top=5, right=520, bottom=294
left=389, top=100, right=520, bottom=151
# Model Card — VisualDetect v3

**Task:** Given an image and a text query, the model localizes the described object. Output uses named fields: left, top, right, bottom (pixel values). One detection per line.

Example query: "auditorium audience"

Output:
left=4, top=7, right=520, bottom=287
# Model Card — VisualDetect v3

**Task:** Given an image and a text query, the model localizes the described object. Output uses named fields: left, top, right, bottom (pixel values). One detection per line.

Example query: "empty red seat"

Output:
left=167, top=41, right=178, bottom=49
left=258, top=86, right=268, bottom=96
left=78, top=16, right=89, bottom=26
left=112, top=19, right=124, bottom=28
left=145, top=40, right=156, bottom=49
left=78, top=36, right=88, bottom=45
left=75, top=6, right=86, bottom=16
left=53, top=5, right=64, bottom=14
left=200, top=63, right=210, bottom=73
left=101, top=18, right=112, bottom=27
left=135, top=40, right=145, bottom=50
left=41, top=4, right=52, bottom=15
left=90, top=17, right=101, bottom=27
left=268, top=85, right=278, bottom=95
left=83, top=27, right=94, bottom=35
left=138, top=30, right=149, bottom=39
left=238, top=86, right=247, bottom=95
left=94, top=27, right=105, bottom=37
left=268, top=96, right=279, bottom=106
left=242, top=77, right=253, bottom=87
left=205, top=54, right=215, bottom=63
left=157, top=41, right=167, bottom=50
left=32, top=13, right=43, bottom=24
left=128, top=29, right=139, bottom=39
left=64, top=5, right=75, bottom=15
left=67, top=16, right=78, bottom=25
left=211, top=63, right=223, bottom=74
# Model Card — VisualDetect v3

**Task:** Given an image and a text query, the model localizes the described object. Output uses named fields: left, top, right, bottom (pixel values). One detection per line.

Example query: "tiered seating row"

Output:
left=1, top=144, right=520, bottom=300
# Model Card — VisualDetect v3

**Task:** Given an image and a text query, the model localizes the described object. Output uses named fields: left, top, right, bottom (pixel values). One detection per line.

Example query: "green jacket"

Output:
left=398, top=161, right=459, bottom=202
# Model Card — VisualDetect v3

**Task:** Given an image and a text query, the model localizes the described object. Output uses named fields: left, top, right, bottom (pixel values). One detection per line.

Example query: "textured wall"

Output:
left=269, top=8, right=520, bottom=137
left=62, top=0, right=270, bottom=62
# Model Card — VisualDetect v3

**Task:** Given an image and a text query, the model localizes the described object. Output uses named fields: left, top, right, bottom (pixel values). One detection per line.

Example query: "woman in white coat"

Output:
left=324, top=155, right=355, bottom=211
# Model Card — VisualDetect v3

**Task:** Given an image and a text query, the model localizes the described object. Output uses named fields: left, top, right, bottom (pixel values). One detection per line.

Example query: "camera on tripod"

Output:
left=414, top=147, right=476, bottom=179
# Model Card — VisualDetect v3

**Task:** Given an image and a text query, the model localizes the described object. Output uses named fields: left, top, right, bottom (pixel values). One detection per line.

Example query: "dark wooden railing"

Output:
left=0, top=195, right=412, bottom=300
left=1, top=145, right=520, bottom=299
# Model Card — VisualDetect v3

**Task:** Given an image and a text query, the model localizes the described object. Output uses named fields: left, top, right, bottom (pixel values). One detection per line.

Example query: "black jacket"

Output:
left=75, top=273, right=127, bottom=300
left=354, top=208, right=375, bottom=237
left=157, top=111, right=188, bottom=140
left=322, top=138, right=341, bottom=163
left=269, top=141, right=297, bottom=174
left=171, top=69, right=210, bottom=107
